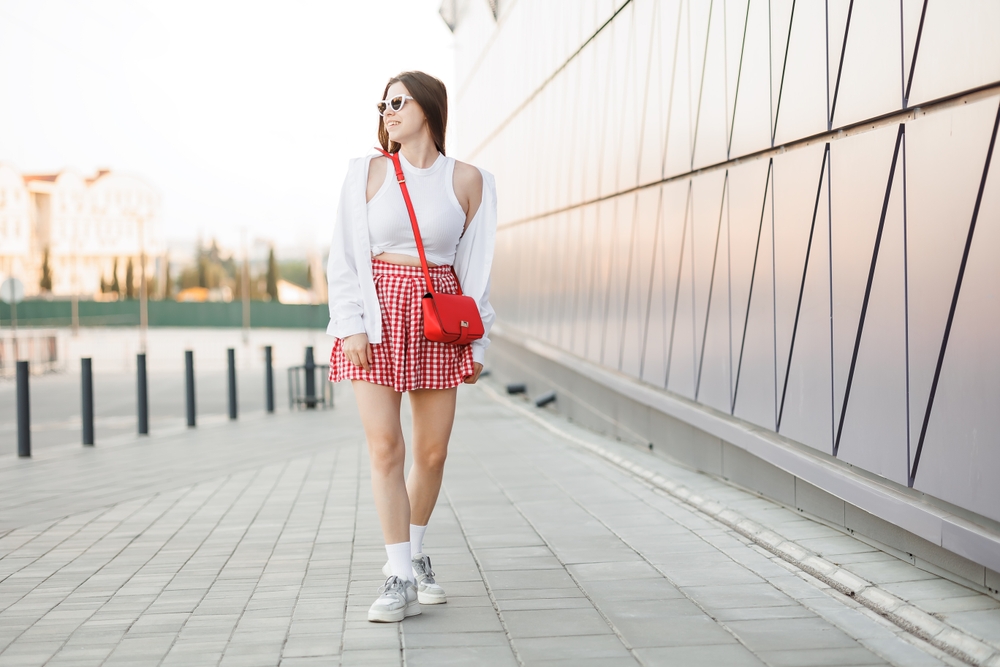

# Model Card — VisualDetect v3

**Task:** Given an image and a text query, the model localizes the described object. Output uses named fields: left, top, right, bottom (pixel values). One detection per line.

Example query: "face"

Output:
left=382, top=82, right=426, bottom=145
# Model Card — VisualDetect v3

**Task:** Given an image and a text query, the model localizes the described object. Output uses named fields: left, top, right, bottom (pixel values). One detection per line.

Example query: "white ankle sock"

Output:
left=410, top=524, right=427, bottom=558
left=385, top=542, right=413, bottom=582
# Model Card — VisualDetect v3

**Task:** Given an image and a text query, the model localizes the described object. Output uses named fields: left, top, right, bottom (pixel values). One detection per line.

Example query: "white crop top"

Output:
left=366, top=152, right=467, bottom=266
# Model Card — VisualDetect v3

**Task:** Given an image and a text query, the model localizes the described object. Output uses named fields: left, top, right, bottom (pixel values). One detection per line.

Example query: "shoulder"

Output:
left=346, top=153, right=387, bottom=172
left=452, top=159, right=483, bottom=197
left=367, top=155, right=388, bottom=177
left=344, top=154, right=381, bottom=182
left=365, top=155, right=388, bottom=200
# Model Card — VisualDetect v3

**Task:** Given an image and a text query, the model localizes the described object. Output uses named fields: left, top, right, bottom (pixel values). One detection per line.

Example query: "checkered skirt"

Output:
left=329, top=259, right=475, bottom=391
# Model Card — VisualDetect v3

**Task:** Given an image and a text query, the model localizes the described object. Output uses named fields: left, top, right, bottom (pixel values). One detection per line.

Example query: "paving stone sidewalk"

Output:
left=0, top=380, right=996, bottom=666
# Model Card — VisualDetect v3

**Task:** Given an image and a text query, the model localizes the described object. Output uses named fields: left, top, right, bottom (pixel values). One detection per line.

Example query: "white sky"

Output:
left=0, top=0, right=454, bottom=258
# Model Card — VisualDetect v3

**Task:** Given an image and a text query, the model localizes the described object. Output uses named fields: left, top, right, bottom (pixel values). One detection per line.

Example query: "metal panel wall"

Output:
left=451, top=0, right=1000, bottom=525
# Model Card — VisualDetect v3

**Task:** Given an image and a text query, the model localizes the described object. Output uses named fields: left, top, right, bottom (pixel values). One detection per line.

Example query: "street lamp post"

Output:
left=138, top=215, right=148, bottom=354
left=71, top=288, right=79, bottom=335
left=71, top=212, right=79, bottom=336
left=241, top=228, right=250, bottom=344
left=1, top=277, right=24, bottom=361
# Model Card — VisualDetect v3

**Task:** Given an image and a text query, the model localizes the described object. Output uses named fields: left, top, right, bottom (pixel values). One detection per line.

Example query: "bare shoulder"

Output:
left=452, top=160, right=483, bottom=224
left=366, top=156, right=388, bottom=202
left=368, top=155, right=388, bottom=185
left=452, top=160, right=483, bottom=199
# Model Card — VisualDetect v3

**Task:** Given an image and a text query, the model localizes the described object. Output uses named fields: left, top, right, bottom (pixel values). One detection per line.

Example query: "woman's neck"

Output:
left=398, top=134, right=439, bottom=169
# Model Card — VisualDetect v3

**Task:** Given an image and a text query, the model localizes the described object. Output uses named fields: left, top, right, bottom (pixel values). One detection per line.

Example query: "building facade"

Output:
left=450, top=0, right=1000, bottom=584
left=0, top=164, right=162, bottom=299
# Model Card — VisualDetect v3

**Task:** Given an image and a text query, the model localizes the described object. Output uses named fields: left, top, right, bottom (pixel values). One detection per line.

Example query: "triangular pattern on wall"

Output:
left=835, top=126, right=910, bottom=485
left=773, top=143, right=829, bottom=408
left=467, top=0, right=1000, bottom=521
left=777, top=146, right=834, bottom=454
left=731, top=160, right=776, bottom=430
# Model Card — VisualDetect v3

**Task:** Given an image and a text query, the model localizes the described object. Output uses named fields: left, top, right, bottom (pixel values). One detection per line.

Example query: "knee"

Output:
left=369, top=437, right=405, bottom=477
left=415, top=445, right=448, bottom=474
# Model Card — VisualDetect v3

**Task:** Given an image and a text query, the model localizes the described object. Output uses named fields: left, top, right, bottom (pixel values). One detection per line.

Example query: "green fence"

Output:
left=0, top=300, right=329, bottom=329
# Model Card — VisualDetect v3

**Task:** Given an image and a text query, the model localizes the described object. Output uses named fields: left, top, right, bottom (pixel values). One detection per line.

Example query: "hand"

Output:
left=463, top=362, right=484, bottom=384
left=342, top=333, right=373, bottom=372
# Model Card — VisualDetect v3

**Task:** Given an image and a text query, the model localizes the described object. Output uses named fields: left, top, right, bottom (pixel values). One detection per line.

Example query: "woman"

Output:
left=326, top=71, right=496, bottom=623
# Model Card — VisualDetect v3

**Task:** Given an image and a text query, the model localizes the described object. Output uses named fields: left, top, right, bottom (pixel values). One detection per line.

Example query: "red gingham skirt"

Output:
left=329, top=259, right=475, bottom=392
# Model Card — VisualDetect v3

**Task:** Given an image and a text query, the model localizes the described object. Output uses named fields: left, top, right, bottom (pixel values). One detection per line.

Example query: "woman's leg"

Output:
left=352, top=380, right=409, bottom=544
left=406, top=387, right=458, bottom=528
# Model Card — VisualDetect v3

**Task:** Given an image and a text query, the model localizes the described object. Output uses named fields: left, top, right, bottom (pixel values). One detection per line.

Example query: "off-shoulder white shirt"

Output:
left=326, top=152, right=497, bottom=364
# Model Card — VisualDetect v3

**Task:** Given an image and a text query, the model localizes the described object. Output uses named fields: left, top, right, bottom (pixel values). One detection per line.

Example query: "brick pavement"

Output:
left=1, top=380, right=996, bottom=666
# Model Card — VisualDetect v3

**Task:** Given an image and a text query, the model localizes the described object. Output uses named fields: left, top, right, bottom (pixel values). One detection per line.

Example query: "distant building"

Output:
left=0, top=163, right=163, bottom=298
left=276, top=279, right=313, bottom=305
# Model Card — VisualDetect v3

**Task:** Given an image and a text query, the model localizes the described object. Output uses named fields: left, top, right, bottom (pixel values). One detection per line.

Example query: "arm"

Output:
left=453, top=164, right=497, bottom=369
left=326, top=167, right=367, bottom=339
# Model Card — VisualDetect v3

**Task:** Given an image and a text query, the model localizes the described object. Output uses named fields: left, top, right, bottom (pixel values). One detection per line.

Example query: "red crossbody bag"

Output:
left=377, top=149, right=484, bottom=346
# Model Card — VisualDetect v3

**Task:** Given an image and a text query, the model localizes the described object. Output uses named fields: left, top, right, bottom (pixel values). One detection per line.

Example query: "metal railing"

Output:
left=287, top=346, right=333, bottom=410
left=0, top=331, right=59, bottom=378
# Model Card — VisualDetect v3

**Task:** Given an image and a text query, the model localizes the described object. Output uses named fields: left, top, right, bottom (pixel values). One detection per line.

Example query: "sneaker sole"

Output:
left=418, top=590, right=446, bottom=605
left=368, top=607, right=405, bottom=623
left=368, top=595, right=421, bottom=622
left=405, top=598, right=421, bottom=617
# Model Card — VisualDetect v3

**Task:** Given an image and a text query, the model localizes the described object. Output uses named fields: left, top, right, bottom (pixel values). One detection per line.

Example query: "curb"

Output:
left=481, top=384, right=1000, bottom=667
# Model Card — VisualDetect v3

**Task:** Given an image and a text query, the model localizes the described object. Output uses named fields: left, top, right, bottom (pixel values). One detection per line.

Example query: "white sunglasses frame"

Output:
left=377, top=95, right=414, bottom=116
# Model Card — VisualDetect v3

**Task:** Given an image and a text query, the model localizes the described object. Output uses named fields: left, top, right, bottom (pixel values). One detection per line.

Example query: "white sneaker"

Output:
left=382, top=554, right=447, bottom=605
left=367, top=575, right=420, bottom=623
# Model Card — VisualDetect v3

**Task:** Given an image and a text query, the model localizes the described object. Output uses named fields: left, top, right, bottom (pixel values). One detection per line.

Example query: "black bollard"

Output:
left=81, top=358, right=94, bottom=445
left=304, top=346, right=317, bottom=409
left=16, top=361, right=30, bottom=457
left=227, top=348, right=237, bottom=420
left=534, top=390, right=557, bottom=408
left=137, top=354, right=149, bottom=435
left=506, top=383, right=527, bottom=395
left=265, top=346, right=275, bottom=414
left=185, top=350, right=196, bottom=427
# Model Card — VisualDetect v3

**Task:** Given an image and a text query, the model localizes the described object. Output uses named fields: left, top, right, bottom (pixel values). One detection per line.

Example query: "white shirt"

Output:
left=326, top=152, right=497, bottom=364
left=367, top=152, right=467, bottom=267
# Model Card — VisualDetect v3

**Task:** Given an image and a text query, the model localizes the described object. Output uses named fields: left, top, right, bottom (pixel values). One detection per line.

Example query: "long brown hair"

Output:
left=378, top=71, right=448, bottom=155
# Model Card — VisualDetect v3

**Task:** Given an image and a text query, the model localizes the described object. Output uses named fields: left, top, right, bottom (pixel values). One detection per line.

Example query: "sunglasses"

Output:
left=377, top=95, right=414, bottom=116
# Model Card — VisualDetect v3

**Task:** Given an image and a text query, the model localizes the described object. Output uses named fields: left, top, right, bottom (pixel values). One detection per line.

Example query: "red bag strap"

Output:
left=376, top=148, right=448, bottom=296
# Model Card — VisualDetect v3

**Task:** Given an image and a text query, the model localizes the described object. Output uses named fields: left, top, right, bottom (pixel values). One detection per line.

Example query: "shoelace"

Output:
left=377, top=575, right=404, bottom=596
left=414, top=556, right=435, bottom=582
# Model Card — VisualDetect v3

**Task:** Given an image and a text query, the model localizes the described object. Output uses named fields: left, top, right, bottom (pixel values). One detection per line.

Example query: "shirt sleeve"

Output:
left=453, top=169, right=498, bottom=366
left=326, top=163, right=367, bottom=339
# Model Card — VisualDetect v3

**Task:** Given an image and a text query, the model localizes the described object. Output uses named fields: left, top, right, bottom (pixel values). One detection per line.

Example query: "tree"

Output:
left=39, top=247, right=53, bottom=292
left=125, top=257, right=135, bottom=299
left=196, top=239, right=207, bottom=288
left=163, top=258, right=173, bottom=299
left=266, top=247, right=279, bottom=302
left=110, top=258, right=120, bottom=295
